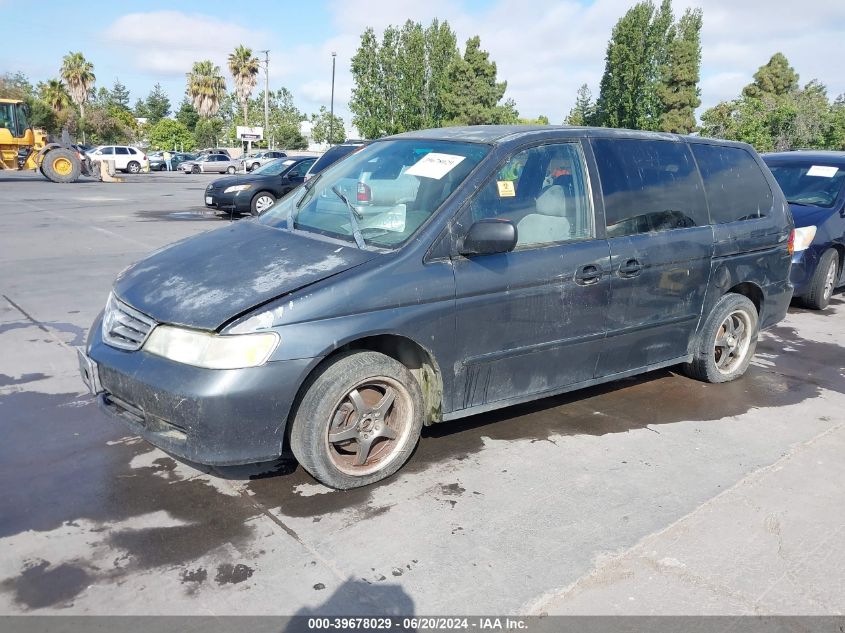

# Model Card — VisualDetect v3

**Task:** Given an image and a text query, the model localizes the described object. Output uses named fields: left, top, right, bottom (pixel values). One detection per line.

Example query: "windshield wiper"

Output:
left=786, top=200, right=815, bottom=207
left=331, top=186, right=366, bottom=249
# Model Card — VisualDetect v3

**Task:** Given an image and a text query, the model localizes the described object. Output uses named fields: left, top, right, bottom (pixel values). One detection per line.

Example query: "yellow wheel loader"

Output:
left=0, top=98, right=95, bottom=183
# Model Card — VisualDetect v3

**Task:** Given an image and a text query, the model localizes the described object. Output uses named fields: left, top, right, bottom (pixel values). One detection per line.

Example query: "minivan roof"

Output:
left=387, top=125, right=754, bottom=150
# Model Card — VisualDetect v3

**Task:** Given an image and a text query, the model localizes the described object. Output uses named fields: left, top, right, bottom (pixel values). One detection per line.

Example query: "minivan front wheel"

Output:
left=684, top=293, right=758, bottom=383
left=290, top=351, right=424, bottom=489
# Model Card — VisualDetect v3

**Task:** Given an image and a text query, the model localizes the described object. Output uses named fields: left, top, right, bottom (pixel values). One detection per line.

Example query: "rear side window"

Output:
left=116, top=147, right=129, bottom=155
left=692, top=144, right=773, bottom=223
left=128, top=147, right=138, bottom=155
left=593, top=139, right=708, bottom=238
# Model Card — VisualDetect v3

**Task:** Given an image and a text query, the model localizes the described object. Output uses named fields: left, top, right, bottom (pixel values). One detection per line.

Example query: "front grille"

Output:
left=101, top=293, right=157, bottom=351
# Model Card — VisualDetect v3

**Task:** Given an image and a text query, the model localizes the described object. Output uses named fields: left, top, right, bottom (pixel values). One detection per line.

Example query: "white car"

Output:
left=241, top=150, right=288, bottom=172
left=86, top=146, right=150, bottom=174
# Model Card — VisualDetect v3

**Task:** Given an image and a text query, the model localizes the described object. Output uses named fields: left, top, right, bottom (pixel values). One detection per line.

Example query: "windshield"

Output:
left=768, top=163, right=845, bottom=209
left=258, top=139, right=489, bottom=249
left=252, top=158, right=296, bottom=176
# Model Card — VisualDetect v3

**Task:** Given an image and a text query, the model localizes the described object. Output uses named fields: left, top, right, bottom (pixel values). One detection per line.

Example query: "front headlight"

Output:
left=144, top=325, right=279, bottom=369
left=793, top=225, right=817, bottom=252
left=224, top=184, right=253, bottom=193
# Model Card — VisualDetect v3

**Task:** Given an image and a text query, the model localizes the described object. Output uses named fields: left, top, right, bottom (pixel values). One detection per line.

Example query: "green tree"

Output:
left=442, top=36, right=518, bottom=126
left=60, top=51, right=95, bottom=120
left=566, top=84, right=595, bottom=125
left=0, top=71, right=34, bottom=99
left=148, top=118, right=195, bottom=151
left=39, top=79, right=71, bottom=114
left=311, top=106, right=345, bottom=144
left=187, top=60, right=226, bottom=118
left=700, top=53, right=838, bottom=151
left=133, top=98, right=148, bottom=119
left=228, top=45, right=260, bottom=125
left=110, top=79, right=131, bottom=110
left=594, top=0, right=675, bottom=130
left=350, top=20, right=460, bottom=138
left=144, top=83, right=171, bottom=124
left=350, top=27, right=382, bottom=139
left=396, top=20, right=426, bottom=132
left=743, top=52, right=798, bottom=99
left=424, top=19, right=458, bottom=128
left=175, top=96, right=200, bottom=132
left=825, top=95, right=845, bottom=150
left=657, top=8, right=702, bottom=133
left=194, top=117, right=224, bottom=148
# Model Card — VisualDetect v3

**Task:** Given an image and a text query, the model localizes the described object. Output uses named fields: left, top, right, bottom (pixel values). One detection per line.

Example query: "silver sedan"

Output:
left=179, top=154, right=241, bottom=174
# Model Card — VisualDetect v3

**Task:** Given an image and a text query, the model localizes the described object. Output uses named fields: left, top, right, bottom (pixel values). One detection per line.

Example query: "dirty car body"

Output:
left=79, top=126, right=793, bottom=487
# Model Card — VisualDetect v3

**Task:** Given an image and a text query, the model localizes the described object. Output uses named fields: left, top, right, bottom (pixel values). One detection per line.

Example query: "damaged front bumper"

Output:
left=78, top=316, right=320, bottom=465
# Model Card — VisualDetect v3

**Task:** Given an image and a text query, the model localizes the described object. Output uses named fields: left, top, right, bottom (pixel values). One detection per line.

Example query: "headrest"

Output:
left=535, top=185, right=567, bottom=217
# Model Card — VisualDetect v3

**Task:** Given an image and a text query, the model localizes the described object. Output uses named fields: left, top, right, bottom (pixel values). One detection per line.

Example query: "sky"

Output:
left=2, top=0, right=845, bottom=134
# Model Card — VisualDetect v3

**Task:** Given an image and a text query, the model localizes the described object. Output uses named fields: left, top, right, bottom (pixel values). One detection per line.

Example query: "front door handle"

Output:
left=575, top=264, right=603, bottom=285
left=618, top=258, right=643, bottom=278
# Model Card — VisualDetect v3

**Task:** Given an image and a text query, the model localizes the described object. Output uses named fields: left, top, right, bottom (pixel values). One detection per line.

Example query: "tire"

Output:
left=127, top=161, right=141, bottom=174
left=41, top=148, right=81, bottom=183
left=192, top=165, right=200, bottom=174
left=251, top=162, right=260, bottom=171
left=801, top=248, right=838, bottom=310
left=683, top=293, right=758, bottom=384
left=250, top=192, right=276, bottom=216
left=227, top=166, right=237, bottom=174
left=289, top=351, right=424, bottom=489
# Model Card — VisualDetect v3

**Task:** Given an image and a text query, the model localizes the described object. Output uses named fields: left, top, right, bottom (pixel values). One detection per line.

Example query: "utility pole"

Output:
left=261, top=50, right=270, bottom=148
left=329, top=52, right=337, bottom=147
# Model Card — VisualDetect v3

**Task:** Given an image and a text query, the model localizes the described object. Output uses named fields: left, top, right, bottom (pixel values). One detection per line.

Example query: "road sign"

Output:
left=236, top=126, right=264, bottom=141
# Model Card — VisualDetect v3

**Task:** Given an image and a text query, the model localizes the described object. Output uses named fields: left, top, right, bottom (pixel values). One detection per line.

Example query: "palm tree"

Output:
left=60, top=52, right=95, bottom=119
left=40, top=79, right=71, bottom=113
left=228, top=45, right=259, bottom=125
left=187, top=60, right=226, bottom=118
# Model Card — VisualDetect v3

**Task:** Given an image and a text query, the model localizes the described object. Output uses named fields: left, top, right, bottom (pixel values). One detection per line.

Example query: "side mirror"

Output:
left=459, top=219, right=518, bottom=256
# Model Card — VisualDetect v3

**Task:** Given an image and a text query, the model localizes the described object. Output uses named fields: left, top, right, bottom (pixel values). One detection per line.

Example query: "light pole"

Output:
left=260, top=50, right=270, bottom=148
left=329, top=52, right=337, bottom=147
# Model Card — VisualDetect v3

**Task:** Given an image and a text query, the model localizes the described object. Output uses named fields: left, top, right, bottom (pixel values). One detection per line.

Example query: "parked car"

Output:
left=242, top=150, right=288, bottom=172
left=78, top=126, right=793, bottom=490
left=304, top=140, right=369, bottom=182
left=179, top=154, right=240, bottom=174
left=763, top=151, right=845, bottom=309
left=205, top=156, right=317, bottom=215
left=149, top=152, right=196, bottom=171
left=86, top=145, right=149, bottom=174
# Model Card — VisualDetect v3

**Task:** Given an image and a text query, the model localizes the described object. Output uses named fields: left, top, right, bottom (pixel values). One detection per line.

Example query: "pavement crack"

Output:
left=2, top=294, right=75, bottom=354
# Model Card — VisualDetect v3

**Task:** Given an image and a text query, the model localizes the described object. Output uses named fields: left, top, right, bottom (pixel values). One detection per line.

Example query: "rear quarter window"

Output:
left=691, top=144, right=773, bottom=223
left=592, top=138, right=708, bottom=238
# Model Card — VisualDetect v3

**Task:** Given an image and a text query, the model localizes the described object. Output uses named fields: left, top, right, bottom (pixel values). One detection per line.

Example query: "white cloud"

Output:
left=103, top=11, right=271, bottom=76
left=98, top=2, right=845, bottom=130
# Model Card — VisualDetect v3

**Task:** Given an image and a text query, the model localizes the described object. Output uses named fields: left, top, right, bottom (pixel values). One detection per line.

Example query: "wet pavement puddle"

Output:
left=1, top=320, right=843, bottom=610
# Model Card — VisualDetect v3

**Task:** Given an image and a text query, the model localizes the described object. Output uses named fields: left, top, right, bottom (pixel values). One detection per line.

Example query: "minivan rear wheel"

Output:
left=289, top=351, right=424, bottom=489
left=683, top=293, right=758, bottom=384
left=801, top=248, right=838, bottom=310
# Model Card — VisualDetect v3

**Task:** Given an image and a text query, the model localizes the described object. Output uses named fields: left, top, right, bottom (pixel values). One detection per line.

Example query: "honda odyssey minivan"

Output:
left=78, top=126, right=794, bottom=489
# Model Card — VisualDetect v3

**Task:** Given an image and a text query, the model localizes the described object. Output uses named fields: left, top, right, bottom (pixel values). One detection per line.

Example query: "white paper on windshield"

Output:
left=360, top=204, right=406, bottom=232
left=806, top=165, right=838, bottom=177
left=404, top=153, right=465, bottom=180
left=282, top=159, right=296, bottom=166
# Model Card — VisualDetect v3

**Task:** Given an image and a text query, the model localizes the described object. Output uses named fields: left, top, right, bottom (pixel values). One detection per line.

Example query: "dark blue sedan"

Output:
left=764, top=151, right=845, bottom=309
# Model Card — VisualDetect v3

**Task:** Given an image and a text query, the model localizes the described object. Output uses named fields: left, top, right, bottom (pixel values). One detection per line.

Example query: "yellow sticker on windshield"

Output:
left=497, top=180, right=516, bottom=197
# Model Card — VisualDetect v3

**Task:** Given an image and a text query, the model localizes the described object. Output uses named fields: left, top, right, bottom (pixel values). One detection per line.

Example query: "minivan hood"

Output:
left=113, top=221, right=376, bottom=330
